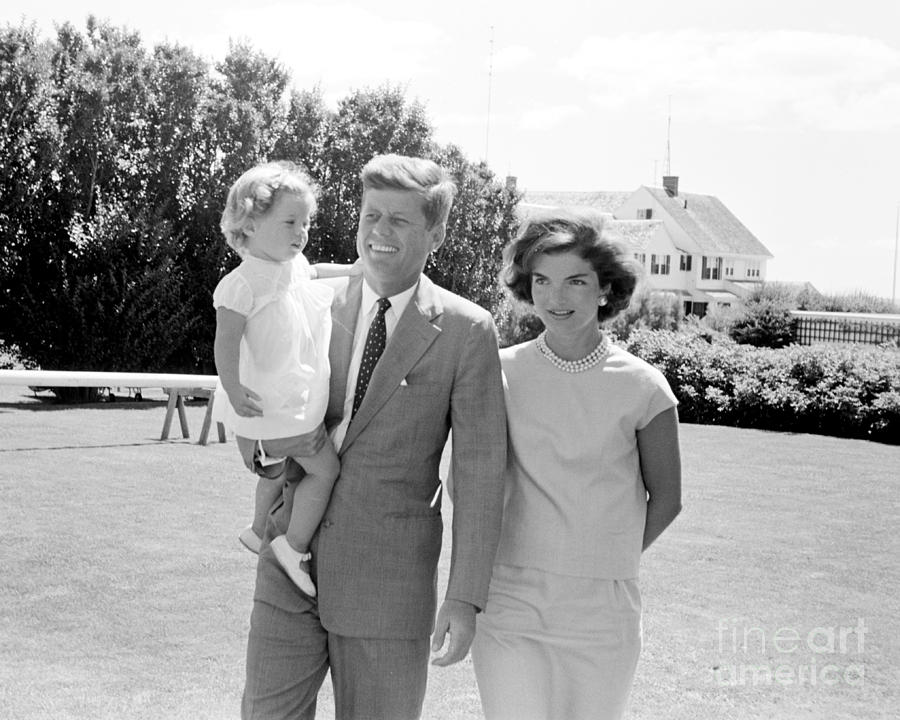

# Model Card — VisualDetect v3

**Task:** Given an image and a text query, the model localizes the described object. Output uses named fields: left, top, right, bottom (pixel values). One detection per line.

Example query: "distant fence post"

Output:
left=790, top=311, right=900, bottom=346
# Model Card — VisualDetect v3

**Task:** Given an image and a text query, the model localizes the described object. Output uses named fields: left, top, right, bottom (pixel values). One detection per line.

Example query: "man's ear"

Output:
left=430, top=224, right=446, bottom=252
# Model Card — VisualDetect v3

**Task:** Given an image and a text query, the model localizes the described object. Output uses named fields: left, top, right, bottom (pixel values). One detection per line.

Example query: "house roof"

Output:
left=606, top=219, right=661, bottom=251
left=644, top=187, right=772, bottom=258
left=520, top=190, right=631, bottom=215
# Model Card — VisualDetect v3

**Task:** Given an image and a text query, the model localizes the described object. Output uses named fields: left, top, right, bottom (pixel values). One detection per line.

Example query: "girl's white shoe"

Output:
left=270, top=535, right=317, bottom=597
left=239, top=525, right=262, bottom=554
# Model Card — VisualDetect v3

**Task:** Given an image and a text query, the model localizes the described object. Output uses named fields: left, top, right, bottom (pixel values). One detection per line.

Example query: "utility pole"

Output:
left=893, top=204, right=899, bottom=306
left=665, top=95, right=672, bottom=176
left=485, top=26, right=495, bottom=164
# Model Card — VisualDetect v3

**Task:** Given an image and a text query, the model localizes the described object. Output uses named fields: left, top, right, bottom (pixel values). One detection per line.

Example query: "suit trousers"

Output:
left=242, top=596, right=429, bottom=720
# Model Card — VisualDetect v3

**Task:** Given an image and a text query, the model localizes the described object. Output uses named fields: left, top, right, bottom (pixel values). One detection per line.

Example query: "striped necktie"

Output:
left=352, top=297, right=391, bottom=418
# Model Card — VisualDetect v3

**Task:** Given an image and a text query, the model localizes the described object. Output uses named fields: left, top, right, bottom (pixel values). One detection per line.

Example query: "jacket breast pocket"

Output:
left=396, top=382, right=443, bottom=398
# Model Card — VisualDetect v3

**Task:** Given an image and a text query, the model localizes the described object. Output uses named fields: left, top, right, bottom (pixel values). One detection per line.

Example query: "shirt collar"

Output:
left=361, top=277, right=418, bottom=319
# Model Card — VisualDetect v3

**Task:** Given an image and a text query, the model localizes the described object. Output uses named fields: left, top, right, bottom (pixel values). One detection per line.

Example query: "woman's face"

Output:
left=530, top=250, right=606, bottom=340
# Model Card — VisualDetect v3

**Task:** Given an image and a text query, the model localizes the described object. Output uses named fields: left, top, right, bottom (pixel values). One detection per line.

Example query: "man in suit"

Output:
left=242, top=154, right=507, bottom=720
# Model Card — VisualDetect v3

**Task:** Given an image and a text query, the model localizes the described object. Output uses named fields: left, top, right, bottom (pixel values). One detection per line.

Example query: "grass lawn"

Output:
left=1, top=384, right=898, bottom=719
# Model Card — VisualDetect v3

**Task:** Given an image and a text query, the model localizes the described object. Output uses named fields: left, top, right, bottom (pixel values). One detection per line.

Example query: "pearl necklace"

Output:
left=535, top=331, right=610, bottom=373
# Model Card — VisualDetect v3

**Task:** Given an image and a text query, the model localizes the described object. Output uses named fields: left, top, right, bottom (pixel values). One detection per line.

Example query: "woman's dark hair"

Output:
left=501, top=208, right=640, bottom=321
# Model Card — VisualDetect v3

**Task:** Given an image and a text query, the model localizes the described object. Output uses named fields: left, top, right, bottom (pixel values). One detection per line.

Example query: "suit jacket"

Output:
left=254, top=273, right=507, bottom=639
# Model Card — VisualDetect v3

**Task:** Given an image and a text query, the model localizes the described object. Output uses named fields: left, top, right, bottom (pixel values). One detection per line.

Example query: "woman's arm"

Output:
left=214, top=307, right=262, bottom=417
left=637, top=406, right=682, bottom=551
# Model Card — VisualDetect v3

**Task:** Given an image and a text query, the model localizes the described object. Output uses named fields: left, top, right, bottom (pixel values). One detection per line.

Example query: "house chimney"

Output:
left=505, top=175, right=518, bottom=193
left=663, top=175, right=679, bottom=197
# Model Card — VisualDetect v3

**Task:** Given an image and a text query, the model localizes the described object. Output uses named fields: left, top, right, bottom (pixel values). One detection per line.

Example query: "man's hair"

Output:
left=220, top=160, right=318, bottom=252
left=501, top=208, right=640, bottom=322
left=360, top=154, right=456, bottom=229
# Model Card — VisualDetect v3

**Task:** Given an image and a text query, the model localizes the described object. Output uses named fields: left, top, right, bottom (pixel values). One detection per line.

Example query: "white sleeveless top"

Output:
left=494, top=340, right=677, bottom=579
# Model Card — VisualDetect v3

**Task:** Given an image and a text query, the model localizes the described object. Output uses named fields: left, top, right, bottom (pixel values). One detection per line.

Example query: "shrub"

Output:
left=495, top=294, right=543, bottom=348
left=728, top=298, right=795, bottom=348
left=607, top=286, right=682, bottom=340
left=820, top=291, right=900, bottom=314
left=622, top=329, right=900, bottom=444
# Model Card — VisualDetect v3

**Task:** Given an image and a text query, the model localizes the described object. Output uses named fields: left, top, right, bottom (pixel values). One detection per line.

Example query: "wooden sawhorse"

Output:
left=160, top=387, right=226, bottom=446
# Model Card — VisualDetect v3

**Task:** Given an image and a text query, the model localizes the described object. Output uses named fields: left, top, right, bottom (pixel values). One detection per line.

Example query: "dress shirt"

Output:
left=331, top=278, right=418, bottom=450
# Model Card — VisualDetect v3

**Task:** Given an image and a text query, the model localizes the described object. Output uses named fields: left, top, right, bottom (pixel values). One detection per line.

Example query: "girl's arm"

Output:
left=311, top=259, right=363, bottom=279
left=637, top=406, right=682, bottom=551
left=214, top=307, right=262, bottom=417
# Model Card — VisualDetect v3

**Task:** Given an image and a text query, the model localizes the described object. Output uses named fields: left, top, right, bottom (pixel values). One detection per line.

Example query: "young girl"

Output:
left=213, top=160, right=351, bottom=597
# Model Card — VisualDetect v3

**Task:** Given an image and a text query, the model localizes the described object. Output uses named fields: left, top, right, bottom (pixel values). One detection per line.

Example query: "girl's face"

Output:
left=244, top=191, right=312, bottom=263
left=530, top=250, right=607, bottom=341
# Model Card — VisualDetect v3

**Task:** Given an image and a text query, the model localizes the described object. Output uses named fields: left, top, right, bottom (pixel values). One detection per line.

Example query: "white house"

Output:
left=520, top=176, right=774, bottom=317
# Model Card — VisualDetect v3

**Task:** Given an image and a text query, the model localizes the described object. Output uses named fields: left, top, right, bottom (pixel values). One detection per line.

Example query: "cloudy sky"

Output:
left=5, top=0, right=900, bottom=298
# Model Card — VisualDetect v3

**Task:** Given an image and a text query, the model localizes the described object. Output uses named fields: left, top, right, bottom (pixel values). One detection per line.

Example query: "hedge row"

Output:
left=622, top=329, right=900, bottom=444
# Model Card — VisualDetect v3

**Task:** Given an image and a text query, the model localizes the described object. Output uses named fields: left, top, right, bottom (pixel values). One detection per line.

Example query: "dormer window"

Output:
left=637, top=208, right=653, bottom=220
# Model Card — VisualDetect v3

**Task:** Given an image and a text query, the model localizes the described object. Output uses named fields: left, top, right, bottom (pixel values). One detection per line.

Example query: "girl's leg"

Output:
left=259, top=429, right=339, bottom=595
left=284, top=442, right=340, bottom=552
left=237, top=434, right=286, bottom=543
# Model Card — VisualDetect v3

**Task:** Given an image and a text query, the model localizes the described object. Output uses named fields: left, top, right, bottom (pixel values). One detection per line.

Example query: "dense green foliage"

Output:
left=727, top=297, right=796, bottom=348
left=624, top=328, right=900, bottom=444
left=0, top=19, right=519, bottom=375
left=759, top=282, right=900, bottom=314
left=607, top=286, right=683, bottom=339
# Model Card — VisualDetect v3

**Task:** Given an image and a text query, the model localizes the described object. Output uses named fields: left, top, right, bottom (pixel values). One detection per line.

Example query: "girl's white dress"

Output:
left=211, top=254, right=333, bottom=440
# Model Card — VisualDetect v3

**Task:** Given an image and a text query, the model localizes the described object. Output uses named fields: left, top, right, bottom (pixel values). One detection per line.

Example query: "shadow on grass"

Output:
left=0, top=399, right=209, bottom=413
left=0, top=440, right=200, bottom=452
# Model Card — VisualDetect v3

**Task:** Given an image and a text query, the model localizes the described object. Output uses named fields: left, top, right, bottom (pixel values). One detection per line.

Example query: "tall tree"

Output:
left=1, top=25, right=520, bottom=379
left=0, top=22, right=61, bottom=287
left=428, top=143, right=521, bottom=312
left=314, top=85, right=434, bottom=262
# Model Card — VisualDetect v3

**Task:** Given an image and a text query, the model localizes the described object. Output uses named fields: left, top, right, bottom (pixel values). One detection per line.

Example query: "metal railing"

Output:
left=790, top=311, right=900, bottom=346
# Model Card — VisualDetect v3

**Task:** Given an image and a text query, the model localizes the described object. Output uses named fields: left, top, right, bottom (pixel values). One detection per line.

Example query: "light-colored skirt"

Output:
left=471, top=563, right=642, bottom=720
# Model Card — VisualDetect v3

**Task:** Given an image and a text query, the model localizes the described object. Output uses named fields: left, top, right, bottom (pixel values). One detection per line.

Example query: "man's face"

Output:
left=356, top=188, right=445, bottom=297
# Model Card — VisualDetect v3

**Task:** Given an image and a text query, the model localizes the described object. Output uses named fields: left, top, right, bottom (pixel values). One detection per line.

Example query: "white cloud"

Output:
left=519, top=104, right=583, bottom=130
left=18, top=2, right=445, bottom=91
left=217, top=3, right=443, bottom=89
left=560, top=29, right=900, bottom=131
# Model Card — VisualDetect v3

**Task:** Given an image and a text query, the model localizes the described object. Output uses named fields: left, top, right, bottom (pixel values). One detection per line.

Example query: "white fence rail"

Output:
left=0, top=370, right=224, bottom=445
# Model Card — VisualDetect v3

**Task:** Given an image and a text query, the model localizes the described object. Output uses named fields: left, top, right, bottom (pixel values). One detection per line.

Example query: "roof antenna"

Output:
left=485, top=26, right=495, bottom=164
left=665, top=94, right=672, bottom=179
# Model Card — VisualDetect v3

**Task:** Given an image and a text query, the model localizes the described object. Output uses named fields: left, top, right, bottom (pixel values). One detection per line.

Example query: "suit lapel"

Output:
left=327, top=276, right=361, bottom=427
left=340, top=275, right=443, bottom=451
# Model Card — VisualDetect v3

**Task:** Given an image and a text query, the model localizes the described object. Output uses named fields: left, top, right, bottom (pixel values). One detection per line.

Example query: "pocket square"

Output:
left=400, top=378, right=409, bottom=387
